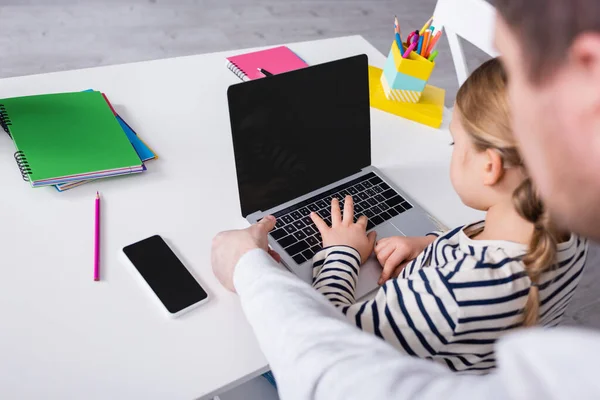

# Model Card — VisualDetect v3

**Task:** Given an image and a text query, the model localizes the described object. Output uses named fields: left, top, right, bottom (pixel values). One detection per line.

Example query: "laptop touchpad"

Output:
left=373, top=221, right=404, bottom=239
left=355, top=222, right=403, bottom=299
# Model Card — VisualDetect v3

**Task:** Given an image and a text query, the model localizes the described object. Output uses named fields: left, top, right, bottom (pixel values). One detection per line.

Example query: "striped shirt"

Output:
left=311, top=222, right=588, bottom=374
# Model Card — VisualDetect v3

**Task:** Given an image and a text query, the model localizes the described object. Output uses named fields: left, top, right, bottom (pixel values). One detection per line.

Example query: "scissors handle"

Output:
left=406, top=30, right=420, bottom=45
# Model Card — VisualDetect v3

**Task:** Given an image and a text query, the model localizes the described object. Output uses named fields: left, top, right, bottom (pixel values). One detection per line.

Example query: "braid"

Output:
left=456, top=58, right=564, bottom=326
left=512, top=177, right=558, bottom=326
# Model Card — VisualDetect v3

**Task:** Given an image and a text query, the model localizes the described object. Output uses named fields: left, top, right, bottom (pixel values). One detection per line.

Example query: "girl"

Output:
left=308, top=58, right=588, bottom=373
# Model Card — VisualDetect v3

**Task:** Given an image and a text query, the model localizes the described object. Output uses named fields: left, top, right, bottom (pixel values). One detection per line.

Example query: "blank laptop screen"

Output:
left=227, top=54, right=371, bottom=217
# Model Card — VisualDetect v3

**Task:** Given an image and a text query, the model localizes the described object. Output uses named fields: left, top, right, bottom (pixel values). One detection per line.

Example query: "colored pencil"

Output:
left=419, top=16, right=434, bottom=35
left=394, top=15, right=402, bottom=42
left=416, top=36, right=424, bottom=55
left=428, top=50, right=439, bottom=62
left=94, top=192, right=100, bottom=281
left=421, top=31, right=431, bottom=56
left=402, top=40, right=418, bottom=58
left=426, top=30, right=443, bottom=57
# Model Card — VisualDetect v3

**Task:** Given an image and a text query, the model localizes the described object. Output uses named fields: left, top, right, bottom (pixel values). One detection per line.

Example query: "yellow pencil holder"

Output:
left=380, top=41, right=435, bottom=103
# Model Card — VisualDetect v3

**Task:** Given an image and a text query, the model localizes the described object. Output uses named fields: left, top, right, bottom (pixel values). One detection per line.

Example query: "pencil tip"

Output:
left=96, top=191, right=100, bottom=199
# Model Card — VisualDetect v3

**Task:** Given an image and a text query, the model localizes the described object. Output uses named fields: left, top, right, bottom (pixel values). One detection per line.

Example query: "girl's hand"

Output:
left=374, top=236, right=436, bottom=284
left=310, top=196, right=377, bottom=264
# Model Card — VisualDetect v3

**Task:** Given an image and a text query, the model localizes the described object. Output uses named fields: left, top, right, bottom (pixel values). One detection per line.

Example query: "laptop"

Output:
left=227, top=54, right=438, bottom=298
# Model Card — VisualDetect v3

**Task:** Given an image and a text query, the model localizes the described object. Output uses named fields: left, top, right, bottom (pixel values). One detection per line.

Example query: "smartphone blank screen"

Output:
left=123, top=235, right=208, bottom=314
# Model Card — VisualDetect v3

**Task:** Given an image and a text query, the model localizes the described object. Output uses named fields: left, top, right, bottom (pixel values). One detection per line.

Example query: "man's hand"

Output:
left=311, top=196, right=377, bottom=264
left=211, top=216, right=281, bottom=292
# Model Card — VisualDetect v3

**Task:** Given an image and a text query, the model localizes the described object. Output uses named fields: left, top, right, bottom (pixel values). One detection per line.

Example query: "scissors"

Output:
left=406, top=30, right=420, bottom=46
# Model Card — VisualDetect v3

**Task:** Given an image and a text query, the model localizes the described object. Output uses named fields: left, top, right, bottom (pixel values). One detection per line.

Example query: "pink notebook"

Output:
left=226, top=46, right=309, bottom=81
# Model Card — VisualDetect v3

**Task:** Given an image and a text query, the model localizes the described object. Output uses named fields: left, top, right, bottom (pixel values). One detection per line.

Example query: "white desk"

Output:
left=0, top=35, right=482, bottom=399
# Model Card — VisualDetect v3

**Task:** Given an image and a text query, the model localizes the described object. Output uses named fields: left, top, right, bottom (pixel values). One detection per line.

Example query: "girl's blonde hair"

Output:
left=455, top=58, right=562, bottom=327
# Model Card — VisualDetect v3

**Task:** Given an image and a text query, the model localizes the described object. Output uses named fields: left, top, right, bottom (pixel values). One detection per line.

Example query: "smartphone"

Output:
left=121, top=235, right=209, bottom=317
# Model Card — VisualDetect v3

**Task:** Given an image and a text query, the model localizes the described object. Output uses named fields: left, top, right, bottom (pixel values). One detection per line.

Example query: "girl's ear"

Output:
left=482, top=148, right=505, bottom=186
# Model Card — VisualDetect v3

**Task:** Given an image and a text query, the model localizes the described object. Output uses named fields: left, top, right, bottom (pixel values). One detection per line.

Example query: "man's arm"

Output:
left=234, top=249, right=506, bottom=400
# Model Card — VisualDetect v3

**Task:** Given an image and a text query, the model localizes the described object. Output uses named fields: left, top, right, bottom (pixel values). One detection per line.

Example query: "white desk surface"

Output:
left=0, top=35, right=482, bottom=399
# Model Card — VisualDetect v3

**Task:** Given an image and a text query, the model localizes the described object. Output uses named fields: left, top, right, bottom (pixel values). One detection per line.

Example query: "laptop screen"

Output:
left=228, top=54, right=371, bottom=217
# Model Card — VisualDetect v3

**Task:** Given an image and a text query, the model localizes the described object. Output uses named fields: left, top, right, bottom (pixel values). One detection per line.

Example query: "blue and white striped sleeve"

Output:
left=312, top=246, right=361, bottom=306
left=399, top=227, right=464, bottom=279
left=312, top=248, right=460, bottom=356
left=427, top=230, right=444, bottom=238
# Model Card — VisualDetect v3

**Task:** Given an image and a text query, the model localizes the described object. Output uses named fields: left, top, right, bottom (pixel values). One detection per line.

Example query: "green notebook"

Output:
left=0, top=91, right=143, bottom=187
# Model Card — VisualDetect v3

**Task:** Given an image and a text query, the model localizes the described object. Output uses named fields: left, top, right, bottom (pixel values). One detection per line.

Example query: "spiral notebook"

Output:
left=226, top=46, right=308, bottom=81
left=54, top=91, right=157, bottom=192
left=0, top=91, right=144, bottom=187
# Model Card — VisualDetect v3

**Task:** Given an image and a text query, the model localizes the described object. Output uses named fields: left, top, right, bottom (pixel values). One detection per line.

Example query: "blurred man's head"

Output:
left=494, top=0, right=600, bottom=240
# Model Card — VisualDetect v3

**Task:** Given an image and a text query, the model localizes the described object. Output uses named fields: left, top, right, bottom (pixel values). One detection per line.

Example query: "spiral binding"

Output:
left=14, top=151, right=32, bottom=181
left=226, top=61, right=249, bottom=82
left=0, top=104, right=13, bottom=137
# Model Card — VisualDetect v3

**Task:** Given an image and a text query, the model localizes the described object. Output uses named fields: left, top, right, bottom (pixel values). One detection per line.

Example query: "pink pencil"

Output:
left=94, top=192, right=100, bottom=281
left=402, top=40, right=418, bottom=58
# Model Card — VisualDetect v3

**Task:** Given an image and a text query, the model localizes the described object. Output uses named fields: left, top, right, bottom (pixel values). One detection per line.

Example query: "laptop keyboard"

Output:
left=267, top=173, right=413, bottom=265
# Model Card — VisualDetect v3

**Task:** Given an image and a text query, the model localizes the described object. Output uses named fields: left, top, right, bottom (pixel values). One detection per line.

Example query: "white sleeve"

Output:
left=496, top=328, right=600, bottom=400
left=233, top=249, right=509, bottom=400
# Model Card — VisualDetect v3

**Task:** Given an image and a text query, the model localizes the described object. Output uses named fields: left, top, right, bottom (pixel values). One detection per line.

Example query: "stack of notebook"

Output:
left=0, top=91, right=157, bottom=191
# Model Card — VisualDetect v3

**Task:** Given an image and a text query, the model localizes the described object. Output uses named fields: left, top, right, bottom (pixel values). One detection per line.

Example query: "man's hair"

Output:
left=495, top=0, right=600, bottom=82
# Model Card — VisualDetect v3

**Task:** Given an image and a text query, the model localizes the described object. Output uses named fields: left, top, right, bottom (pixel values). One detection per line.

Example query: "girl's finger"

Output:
left=367, top=231, right=377, bottom=253
left=378, top=250, right=408, bottom=285
left=331, top=198, right=342, bottom=226
left=375, top=243, right=394, bottom=266
left=375, top=237, right=390, bottom=250
left=310, top=212, right=329, bottom=233
left=357, top=215, right=368, bottom=229
left=392, top=260, right=411, bottom=278
left=343, top=195, right=354, bottom=225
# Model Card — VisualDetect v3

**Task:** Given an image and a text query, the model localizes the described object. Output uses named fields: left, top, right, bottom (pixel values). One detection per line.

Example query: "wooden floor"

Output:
left=1, top=0, right=598, bottom=328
